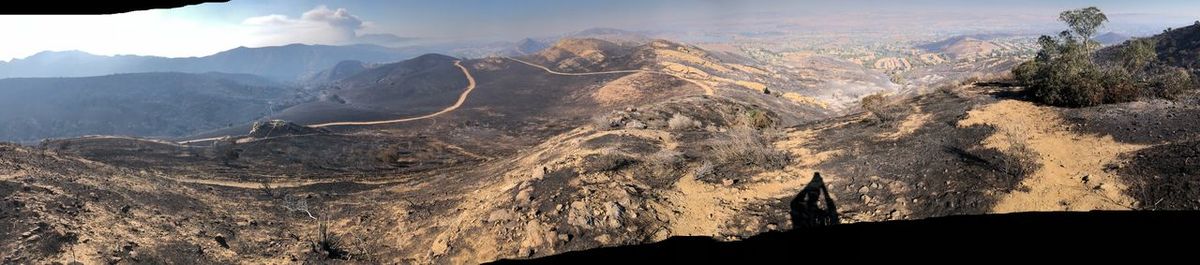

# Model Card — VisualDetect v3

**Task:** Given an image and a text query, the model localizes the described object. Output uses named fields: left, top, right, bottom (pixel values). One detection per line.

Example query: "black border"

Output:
left=1, top=0, right=227, bottom=15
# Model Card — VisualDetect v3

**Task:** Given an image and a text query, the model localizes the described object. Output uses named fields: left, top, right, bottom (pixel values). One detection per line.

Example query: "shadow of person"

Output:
left=789, top=172, right=839, bottom=230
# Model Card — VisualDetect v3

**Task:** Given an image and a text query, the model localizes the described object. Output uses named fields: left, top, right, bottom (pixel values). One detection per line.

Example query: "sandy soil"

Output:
left=959, top=100, right=1142, bottom=212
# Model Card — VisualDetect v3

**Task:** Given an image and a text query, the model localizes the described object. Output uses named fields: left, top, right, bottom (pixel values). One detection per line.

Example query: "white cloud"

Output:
left=0, top=10, right=251, bottom=61
left=0, top=5, right=408, bottom=61
left=242, top=5, right=406, bottom=47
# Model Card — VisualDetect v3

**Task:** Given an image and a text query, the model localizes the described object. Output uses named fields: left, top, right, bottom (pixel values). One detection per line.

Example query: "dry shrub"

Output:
left=694, top=161, right=715, bottom=179
left=997, top=127, right=1041, bottom=178
left=581, top=151, right=636, bottom=173
left=710, top=127, right=788, bottom=169
left=645, top=149, right=684, bottom=174
left=860, top=93, right=895, bottom=122
left=667, top=113, right=701, bottom=131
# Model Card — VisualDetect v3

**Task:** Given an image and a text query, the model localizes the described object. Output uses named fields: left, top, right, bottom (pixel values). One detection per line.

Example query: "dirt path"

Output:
left=178, top=60, right=477, bottom=144
left=504, top=57, right=716, bottom=96
left=159, top=174, right=412, bottom=189
left=959, top=100, right=1143, bottom=212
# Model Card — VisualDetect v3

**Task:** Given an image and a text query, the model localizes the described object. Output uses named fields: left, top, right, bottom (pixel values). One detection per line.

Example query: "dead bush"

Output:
left=667, top=113, right=701, bottom=131
left=311, top=217, right=349, bottom=260
left=258, top=179, right=274, bottom=198
left=645, top=149, right=684, bottom=175
left=997, top=128, right=1041, bottom=178
left=860, top=93, right=895, bottom=122
left=740, top=109, right=774, bottom=129
left=581, top=151, right=636, bottom=173
left=710, top=127, right=789, bottom=169
left=694, top=161, right=715, bottom=179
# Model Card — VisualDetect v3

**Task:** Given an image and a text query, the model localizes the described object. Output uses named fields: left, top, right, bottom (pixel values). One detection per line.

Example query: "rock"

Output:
left=766, top=223, right=778, bottom=230
left=214, top=236, right=229, bottom=249
left=861, top=194, right=872, bottom=204
left=567, top=202, right=593, bottom=228
left=604, top=202, right=625, bottom=228
left=625, top=120, right=647, bottom=129
left=722, top=178, right=736, bottom=186
left=858, top=186, right=870, bottom=194
left=594, top=234, right=612, bottom=245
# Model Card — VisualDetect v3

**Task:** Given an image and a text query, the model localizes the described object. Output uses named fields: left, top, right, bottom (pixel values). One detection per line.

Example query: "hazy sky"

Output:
left=1, top=0, right=1197, bottom=60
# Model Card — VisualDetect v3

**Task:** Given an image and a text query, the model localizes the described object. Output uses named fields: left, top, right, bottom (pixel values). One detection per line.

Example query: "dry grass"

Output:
left=580, top=151, right=637, bottom=173
left=667, top=113, right=701, bottom=131
left=710, top=127, right=788, bottom=169
left=997, top=127, right=1040, bottom=178
left=645, top=150, right=684, bottom=174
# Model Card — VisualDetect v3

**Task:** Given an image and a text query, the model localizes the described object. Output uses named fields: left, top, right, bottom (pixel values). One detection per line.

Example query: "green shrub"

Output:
left=1149, top=67, right=1194, bottom=99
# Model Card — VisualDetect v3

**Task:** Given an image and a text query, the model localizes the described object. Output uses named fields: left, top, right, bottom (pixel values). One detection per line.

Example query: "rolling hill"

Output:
left=919, top=36, right=1002, bottom=59
left=0, top=72, right=299, bottom=143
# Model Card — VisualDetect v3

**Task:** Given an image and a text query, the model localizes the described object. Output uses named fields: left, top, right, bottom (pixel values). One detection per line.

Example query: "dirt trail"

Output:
left=178, top=60, right=477, bottom=144
left=158, top=175, right=411, bottom=189
left=959, top=100, right=1143, bottom=212
left=504, top=57, right=716, bottom=96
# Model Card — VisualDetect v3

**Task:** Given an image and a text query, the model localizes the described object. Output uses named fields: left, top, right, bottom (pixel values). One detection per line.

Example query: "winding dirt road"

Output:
left=308, top=60, right=478, bottom=128
left=177, top=60, right=477, bottom=144
left=503, top=57, right=716, bottom=96
left=179, top=57, right=714, bottom=146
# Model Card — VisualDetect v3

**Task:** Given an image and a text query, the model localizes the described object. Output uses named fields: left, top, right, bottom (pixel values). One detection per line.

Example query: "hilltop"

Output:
left=919, top=36, right=1002, bottom=59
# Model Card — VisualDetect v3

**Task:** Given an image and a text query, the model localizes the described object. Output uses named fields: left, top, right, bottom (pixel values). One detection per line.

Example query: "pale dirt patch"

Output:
left=958, top=100, right=1144, bottom=212
left=782, top=92, right=830, bottom=109
left=878, top=106, right=932, bottom=140
left=732, top=80, right=768, bottom=92
left=727, top=63, right=772, bottom=76
left=653, top=49, right=732, bottom=73
left=0, top=170, right=23, bottom=181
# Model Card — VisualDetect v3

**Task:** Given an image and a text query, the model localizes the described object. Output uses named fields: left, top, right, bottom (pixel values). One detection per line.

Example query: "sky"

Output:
left=0, top=0, right=1197, bottom=61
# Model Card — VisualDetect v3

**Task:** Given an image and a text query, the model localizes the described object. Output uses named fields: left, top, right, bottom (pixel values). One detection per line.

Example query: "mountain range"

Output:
left=0, top=44, right=430, bottom=81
